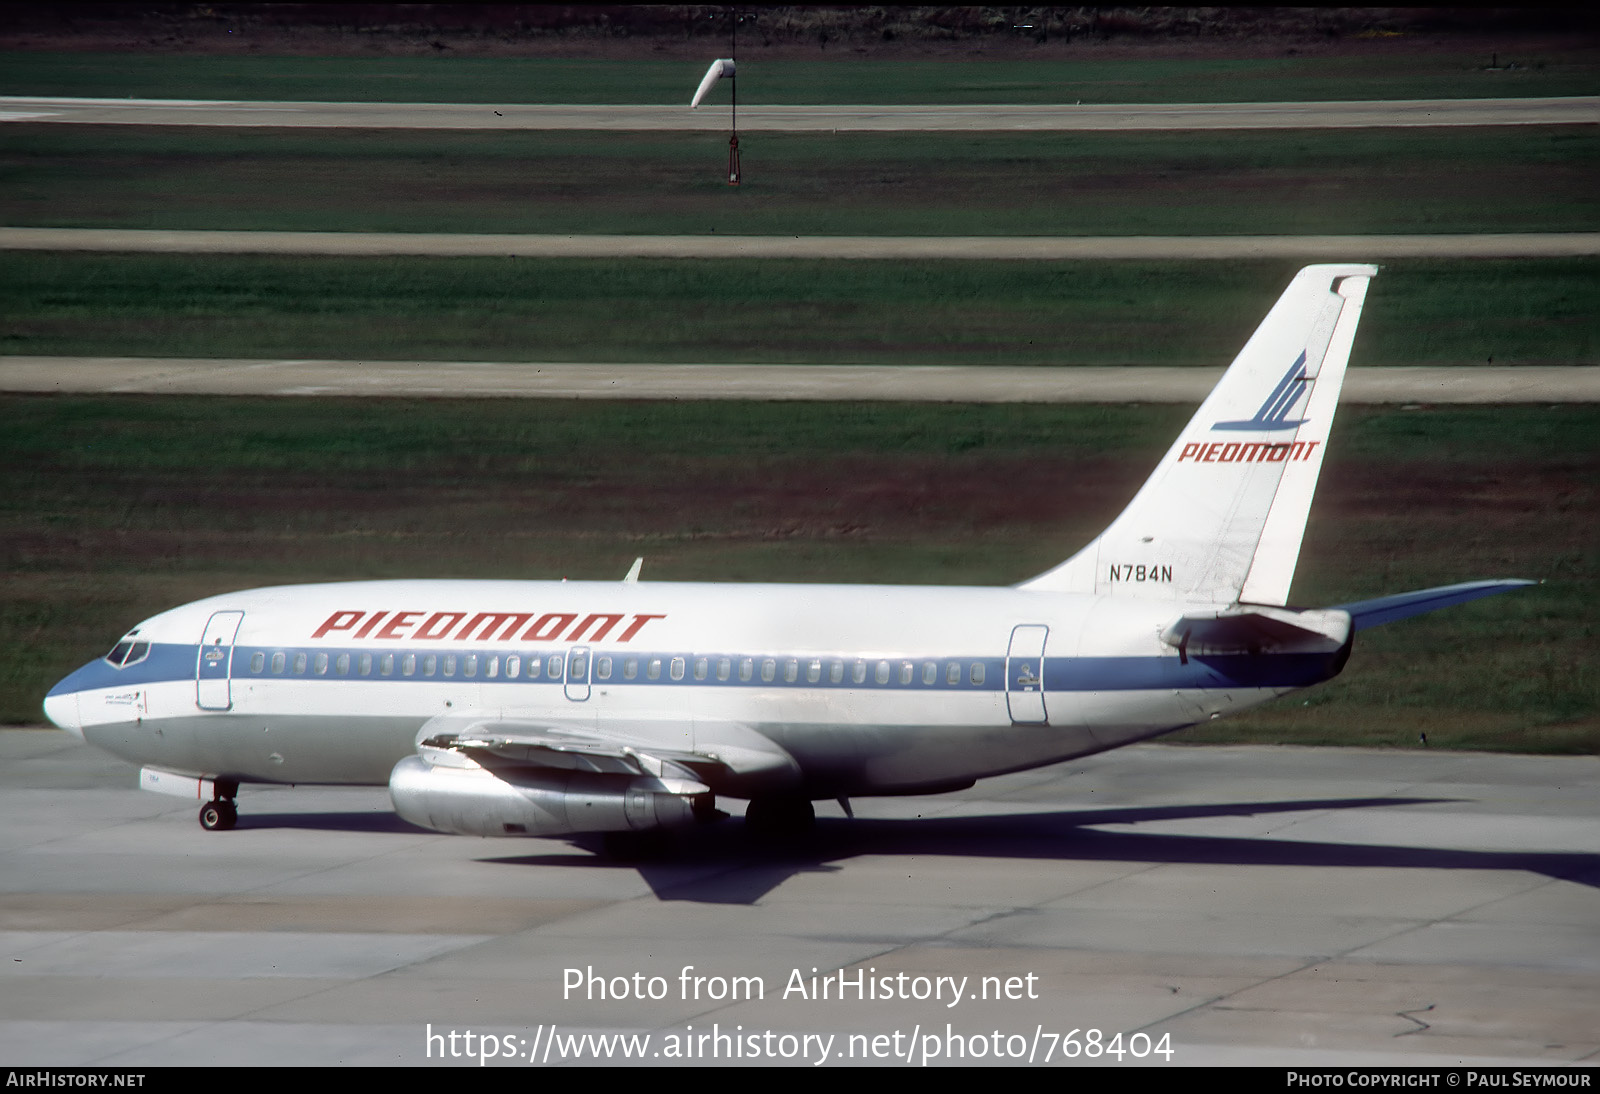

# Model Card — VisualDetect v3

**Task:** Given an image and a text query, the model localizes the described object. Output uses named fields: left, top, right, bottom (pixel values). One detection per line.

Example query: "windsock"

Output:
left=690, top=58, right=735, bottom=108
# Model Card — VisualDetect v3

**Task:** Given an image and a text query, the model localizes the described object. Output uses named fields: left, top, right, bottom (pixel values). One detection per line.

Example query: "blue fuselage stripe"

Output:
left=54, top=642, right=1340, bottom=697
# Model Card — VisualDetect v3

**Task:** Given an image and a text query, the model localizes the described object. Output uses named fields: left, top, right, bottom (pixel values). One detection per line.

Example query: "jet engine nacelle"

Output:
left=388, top=755, right=706, bottom=837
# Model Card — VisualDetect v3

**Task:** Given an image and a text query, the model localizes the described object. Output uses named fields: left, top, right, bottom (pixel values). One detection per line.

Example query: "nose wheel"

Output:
left=199, top=798, right=237, bottom=831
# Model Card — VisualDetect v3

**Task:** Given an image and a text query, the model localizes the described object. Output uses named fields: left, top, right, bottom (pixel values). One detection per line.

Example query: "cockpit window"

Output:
left=103, top=641, right=151, bottom=669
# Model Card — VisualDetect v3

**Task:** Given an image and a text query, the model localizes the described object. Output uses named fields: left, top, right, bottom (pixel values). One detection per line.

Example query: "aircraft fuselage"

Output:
left=46, top=579, right=1341, bottom=799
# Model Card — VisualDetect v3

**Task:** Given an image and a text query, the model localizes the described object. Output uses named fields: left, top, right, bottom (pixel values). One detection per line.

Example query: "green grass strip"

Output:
left=4, top=50, right=1595, bottom=104
left=2, top=255, right=1593, bottom=366
left=4, top=396, right=1594, bottom=750
left=4, top=125, right=1594, bottom=237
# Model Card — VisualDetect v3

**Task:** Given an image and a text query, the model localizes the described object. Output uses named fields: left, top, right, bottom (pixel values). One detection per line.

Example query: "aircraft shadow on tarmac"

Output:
left=455, top=797, right=1600, bottom=905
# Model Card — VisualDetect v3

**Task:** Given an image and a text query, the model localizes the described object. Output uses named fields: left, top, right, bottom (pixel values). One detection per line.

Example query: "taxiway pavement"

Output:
left=1, top=95, right=1594, bottom=131
left=5, top=227, right=1596, bottom=259
left=4, top=358, right=1598, bottom=403
left=1, top=730, right=1594, bottom=1066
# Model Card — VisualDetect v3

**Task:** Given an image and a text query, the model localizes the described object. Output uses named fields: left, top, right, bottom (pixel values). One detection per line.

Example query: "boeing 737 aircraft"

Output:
left=44, top=265, right=1531, bottom=846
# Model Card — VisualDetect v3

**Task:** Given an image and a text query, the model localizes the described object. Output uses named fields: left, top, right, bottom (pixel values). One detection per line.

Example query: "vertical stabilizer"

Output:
left=1019, top=264, right=1376, bottom=606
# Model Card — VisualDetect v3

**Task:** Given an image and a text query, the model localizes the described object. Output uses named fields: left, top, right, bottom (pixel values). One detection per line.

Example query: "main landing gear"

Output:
left=743, top=795, right=815, bottom=840
left=197, top=780, right=240, bottom=831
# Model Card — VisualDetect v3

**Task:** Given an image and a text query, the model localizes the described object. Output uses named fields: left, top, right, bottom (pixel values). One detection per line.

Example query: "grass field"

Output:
left=4, top=124, right=1594, bottom=237
left=4, top=395, right=1593, bottom=751
left=4, top=37, right=1594, bottom=756
left=4, top=49, right=1595, bottom=105
left=2, top=254, right=1593, bottom=366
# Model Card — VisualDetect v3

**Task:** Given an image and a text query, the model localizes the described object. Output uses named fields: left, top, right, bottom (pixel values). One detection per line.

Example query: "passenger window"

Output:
left=970, top=662, right=986, bottom=686
left=946, top=662, right=960, bottom=686
left=647, top=658, right=661, bottom=681
left=875, top=661, right=890, bottom=685
left=463, top=654, right=477, bottom=678
left=739, top=658, right=754, bottom=682
left=922, top=662, right=936, bottom=686
left=693, top=657, right=708, bottom=681
left=505, top=655, right=520, bottom=679
left=380, top=653, right=394, bottom=677
left=271, top=652, right=286, bottom=674
left=807, top=660, right=821, bottom=684
left=596, top=656, right=611, bottom=680
left=670, top=657, right=685, bottom=681
left=293, top=652, right=308, bottom=675
left=761, top=659, right=776, bottom=683
left=250, top=652, right=265, bottom=673
left=402, top=654, right=416, bottom=677
left=717, top=658, right=731, bottom=681
left=900, top=662, right=914, bottom=685
left=335, top=653, right=350, bottom=675
left=486, top=655, right=499, bottom=679
left=852, top=661, right=867, bottom=684
left=623, top=658, right=637, bottom=680
left=830, top=661, right=844, bottom=684
left=314, top=652, right=329, bottom=675
left=526, top=656, right=541, bottom=678
left=784, top=660, right=799, bottom=683
left=569, top=653, right=585, bottom=679
left=423, top=654, right=437, bottom=677
left=548, top=655, right=563, bottom=679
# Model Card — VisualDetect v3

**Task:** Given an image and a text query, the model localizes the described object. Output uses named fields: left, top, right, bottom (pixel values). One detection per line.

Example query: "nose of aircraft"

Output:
left=43, top=678, right=83, bottom=739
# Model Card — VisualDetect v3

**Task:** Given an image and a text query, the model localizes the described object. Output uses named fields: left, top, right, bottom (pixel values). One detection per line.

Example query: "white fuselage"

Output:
left=46, top=578, right=1339, bottom=799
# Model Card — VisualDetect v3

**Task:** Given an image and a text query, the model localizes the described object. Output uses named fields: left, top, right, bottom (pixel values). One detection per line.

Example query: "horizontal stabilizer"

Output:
left=1162, top=605, right=1351, bottom=655
left=1333, top=579, right=1537, bottom=632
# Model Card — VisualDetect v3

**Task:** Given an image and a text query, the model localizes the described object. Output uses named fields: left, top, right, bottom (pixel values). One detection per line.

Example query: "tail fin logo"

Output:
left=1213, top=351, right=1309, bottom=432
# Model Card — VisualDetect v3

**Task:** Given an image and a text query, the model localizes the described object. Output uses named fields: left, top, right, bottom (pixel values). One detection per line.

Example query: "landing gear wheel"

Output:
left=743, top=796, right=815, bottom=841
left=602, top=829, right=670, bottom=861
left=692, top=793, right=728, bottom=825
left=199, top=800, right=236, bottom=831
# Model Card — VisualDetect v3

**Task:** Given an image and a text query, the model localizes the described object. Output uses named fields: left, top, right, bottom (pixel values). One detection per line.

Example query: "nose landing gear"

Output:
left=198, top=799, right=236, bottom=831
left=197, top=779, right=240, bottom=831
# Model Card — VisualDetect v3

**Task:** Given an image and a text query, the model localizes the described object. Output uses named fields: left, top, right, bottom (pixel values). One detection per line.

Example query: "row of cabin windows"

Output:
left=249, top=650, right=556, bottom=680
left=247, top=651, right=987, bottom=687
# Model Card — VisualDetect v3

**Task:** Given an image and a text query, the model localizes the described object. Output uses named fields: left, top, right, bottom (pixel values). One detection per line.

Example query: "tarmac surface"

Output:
left=1, top=95, right=1594, bottom=131
left=1, top=730, right=1595, bottom=1066
left=5, top=358, right=1598, bottom=403
left=5, top=227, right=1597, bottom=259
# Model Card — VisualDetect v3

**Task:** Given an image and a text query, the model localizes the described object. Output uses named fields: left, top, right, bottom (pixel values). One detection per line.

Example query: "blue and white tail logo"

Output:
left=1212, top=352, right=1309, bottom=432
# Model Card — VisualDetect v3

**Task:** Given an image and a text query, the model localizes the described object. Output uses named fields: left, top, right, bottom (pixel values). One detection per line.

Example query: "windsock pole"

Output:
left=727, top=16, right=740, bottom=185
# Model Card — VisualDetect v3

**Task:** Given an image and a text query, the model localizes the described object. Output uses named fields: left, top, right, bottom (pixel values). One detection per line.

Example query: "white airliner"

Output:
left=44, top=265, right=1530, bottom=844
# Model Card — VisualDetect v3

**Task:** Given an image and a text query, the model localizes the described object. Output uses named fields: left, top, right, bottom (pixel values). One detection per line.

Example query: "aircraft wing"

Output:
left=416, top=714, right=800, bottom=795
